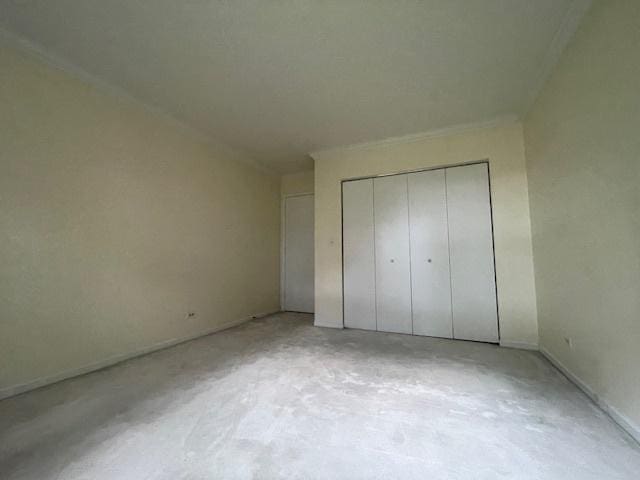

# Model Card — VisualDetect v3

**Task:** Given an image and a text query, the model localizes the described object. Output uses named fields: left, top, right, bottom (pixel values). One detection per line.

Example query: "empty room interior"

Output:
left=1, top=1, right=639, bottom=479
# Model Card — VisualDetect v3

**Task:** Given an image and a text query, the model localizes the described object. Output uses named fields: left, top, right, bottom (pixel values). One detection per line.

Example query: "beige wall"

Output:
left=0, top=44, right=280, bottom=397
left=313, top=122, right=538, bottom=348
left=524, top=0, right=640, bottom=436
left=281, top=170, right=314, bottom=196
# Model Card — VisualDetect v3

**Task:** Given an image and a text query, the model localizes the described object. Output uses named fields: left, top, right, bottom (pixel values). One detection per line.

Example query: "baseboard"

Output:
left=540, top=347, right=640, bottom=445
left=499, top=340, right=539, bottom=351
left=313, top=321, right=344, bottom=329
left=0, top=310, right=279, bottom=401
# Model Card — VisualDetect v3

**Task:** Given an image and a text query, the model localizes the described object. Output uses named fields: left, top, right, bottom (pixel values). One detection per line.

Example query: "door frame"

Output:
left=281, top=192, right=314, bottom=311
left=340, top=159, right=500, bottom=342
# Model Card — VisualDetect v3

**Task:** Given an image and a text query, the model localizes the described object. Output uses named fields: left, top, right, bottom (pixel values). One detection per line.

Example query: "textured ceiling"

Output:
left=0, top=1, right=589, bottom=173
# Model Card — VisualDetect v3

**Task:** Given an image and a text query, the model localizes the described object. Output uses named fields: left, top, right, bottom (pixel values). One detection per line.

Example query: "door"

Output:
left=408, top=169, right=453, bottom=338
left=342, top=179, right=376, bottom=330
left=283, top=194, right=314, bottom=313
left=446, top=163, right=499, bottom=342
left=374, top=175, right=412, bottom=334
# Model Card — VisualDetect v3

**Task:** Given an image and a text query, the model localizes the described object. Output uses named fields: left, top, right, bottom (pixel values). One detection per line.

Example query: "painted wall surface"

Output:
left=313, top=122, right=539, bottom=348
left=524, top=0, right=640, bottom=433
left=0, top=44, right=280, bottom=395
left=281, top=170, right=314, bottom=196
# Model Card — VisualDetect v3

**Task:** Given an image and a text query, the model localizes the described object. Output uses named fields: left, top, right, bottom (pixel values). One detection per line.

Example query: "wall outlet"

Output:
left=564, top=336, right=573, bottom=349
left=187, top=312, right=196, bottom=319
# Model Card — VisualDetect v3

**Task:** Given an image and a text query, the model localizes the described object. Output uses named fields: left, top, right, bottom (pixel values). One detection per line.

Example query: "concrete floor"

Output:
left=1, top=313, right=639, bottom=479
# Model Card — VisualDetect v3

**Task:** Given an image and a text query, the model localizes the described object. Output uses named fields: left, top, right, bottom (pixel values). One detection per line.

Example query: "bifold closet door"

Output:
left=446, top=163, right=499, bottom=342
left=374, top=175, right=412, bottom=334
left=408, top=170, right=453, bottom=338
left=342, top=179, right=376, bottom=330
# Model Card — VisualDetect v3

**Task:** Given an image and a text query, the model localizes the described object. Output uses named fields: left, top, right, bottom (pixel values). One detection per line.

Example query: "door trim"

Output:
left=281, top=192, right=314, bottom=311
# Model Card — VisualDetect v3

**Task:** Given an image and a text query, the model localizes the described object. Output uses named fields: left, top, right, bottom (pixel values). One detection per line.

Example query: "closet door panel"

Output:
left=446, top=163, right=499, bottom=342
left=374, top=175, right=412, bottom=334
left=408, top=170, right=453, bottom=338
left=342, top=179, right=377, bottom=330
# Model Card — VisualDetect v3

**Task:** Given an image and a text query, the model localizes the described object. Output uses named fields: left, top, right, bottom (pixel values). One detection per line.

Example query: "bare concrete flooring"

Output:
left=1, top=313, right=639, bottom=479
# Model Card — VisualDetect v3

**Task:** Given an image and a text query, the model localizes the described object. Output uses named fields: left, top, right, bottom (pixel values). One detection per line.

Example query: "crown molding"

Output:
left=0, top=27, right=276, bottom=175
left=521, top=0, right=593, bottom=117
left=310, top=114, right=519, bottom=160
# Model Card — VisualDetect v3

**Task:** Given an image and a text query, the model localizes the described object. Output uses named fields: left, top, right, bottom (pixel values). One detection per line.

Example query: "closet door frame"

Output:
left=340, top=160, right=500, bottom=343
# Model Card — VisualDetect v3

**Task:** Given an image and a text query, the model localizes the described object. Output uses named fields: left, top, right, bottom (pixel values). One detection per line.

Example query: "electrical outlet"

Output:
left=187, top=312, right=196, bottom=319
left=564, top=336, right=573, bottom=349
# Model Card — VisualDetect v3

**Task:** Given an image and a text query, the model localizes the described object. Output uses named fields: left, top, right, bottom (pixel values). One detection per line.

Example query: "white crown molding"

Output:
left=310, top=114, right=519, bottom=160
left=521, top=0, right=594, bottom=116
left=0, top=27, right=276, bottom=175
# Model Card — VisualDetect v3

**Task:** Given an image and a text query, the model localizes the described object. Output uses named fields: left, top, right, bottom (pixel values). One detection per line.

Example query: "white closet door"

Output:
left=408, top=170, right=453, bottom=338
left=446, top=163, right=499, bottom=342
left=342, top=179, right=376, bottom=330
left=284, top=194, right=315, bottom=313
left=374, top=175, right=412, bottom=334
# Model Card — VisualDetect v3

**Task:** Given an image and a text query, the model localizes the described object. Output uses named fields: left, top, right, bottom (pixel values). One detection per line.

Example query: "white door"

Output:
left=342, top=179, right=376, bottom=330
left=283, top=194, right=314, bottom=313
left=408, top=169, right=453, bottom=338
left=446, top=164, right=499, bottom=342
left=374, top=175, right=413, bottom=334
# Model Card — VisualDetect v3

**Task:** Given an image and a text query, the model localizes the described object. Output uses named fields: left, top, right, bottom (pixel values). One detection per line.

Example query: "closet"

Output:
left=342, top=162, right=499, bottom=343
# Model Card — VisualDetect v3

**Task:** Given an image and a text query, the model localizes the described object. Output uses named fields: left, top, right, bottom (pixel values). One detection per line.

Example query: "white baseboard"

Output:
left=0, top=310, right=279, bottom=401
left=499, top=340, right=539, bottom=351
left=313, top=321, right=344, bottom=329
left=540, top=347, right=640, bottom=445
